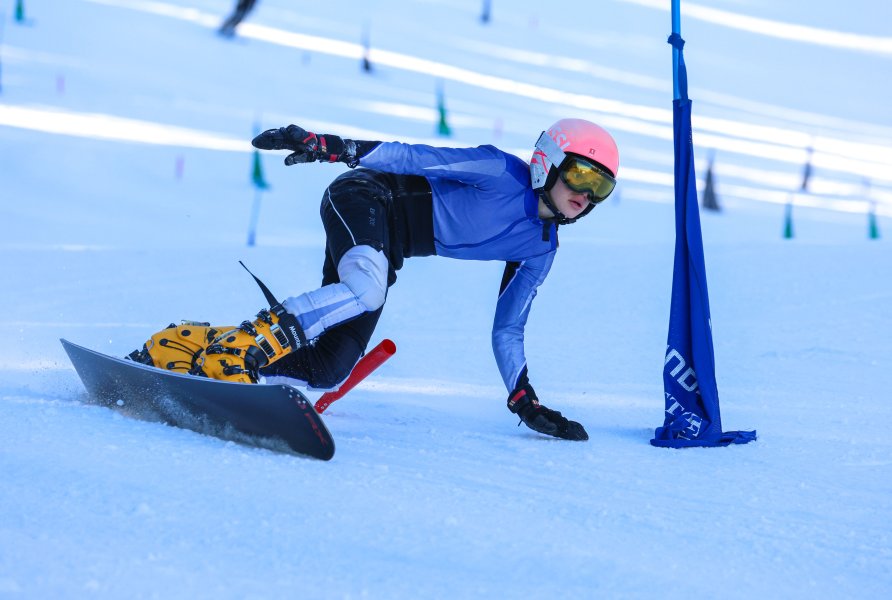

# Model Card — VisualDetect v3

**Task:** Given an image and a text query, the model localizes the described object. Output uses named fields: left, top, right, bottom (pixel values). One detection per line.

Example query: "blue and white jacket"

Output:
left=361, top=142, right=557, bottom=392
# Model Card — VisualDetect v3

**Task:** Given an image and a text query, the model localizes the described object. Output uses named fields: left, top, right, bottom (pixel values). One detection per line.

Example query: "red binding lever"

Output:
left=314, top=339, right=396, bottom=413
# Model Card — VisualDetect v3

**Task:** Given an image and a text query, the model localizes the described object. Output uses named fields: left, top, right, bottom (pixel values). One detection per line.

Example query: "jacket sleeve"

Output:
left=359, top=142, right=513, bottom=189
left=491, top=252, right=555, bottom=392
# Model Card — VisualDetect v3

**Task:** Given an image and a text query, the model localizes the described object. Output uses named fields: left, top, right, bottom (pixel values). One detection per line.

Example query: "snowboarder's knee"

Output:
left=337, top=245, right=388, bottom=311
left=309, top=360, right=355, bottom=390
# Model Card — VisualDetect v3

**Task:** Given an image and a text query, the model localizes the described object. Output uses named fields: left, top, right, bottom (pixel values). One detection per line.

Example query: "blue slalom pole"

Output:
left=246, top=187, right=261, bottom=247
left=653, top=0, right=756, bottom=447
left=671, top=0, right=681, bottom=100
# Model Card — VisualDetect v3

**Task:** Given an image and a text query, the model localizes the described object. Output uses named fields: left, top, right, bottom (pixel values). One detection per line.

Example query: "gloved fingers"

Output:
left=252, top=125, right=316, bottom=151
left=527, top=413, right=558, bottom=436
left=523, top=406, right=589, bottom=441
left=284, top=150, right=315, bottom=166
left=559, top=420, right=589, bottom=441
left=252, top=127, right=292, bottom=150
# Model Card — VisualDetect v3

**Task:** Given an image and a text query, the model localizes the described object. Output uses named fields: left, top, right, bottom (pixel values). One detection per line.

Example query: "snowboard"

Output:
left=60, top=339, right=335, bottom=460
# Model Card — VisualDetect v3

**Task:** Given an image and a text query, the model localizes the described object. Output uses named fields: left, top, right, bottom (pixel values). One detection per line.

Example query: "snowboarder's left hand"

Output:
left=252, top=124, right=358, bottom=167
left=508, top=380, right=589, bottom=441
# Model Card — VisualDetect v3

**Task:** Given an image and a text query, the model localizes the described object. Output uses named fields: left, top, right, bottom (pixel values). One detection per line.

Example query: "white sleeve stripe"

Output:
left=422, top=158, right=505, bottom=174
left=519, top=289, right=535, bottom=317
left=362, top=143, right=383, bottom=162
left=497, top=260, right=525, bottom=300
left=327, top=188, right=357, bottom=246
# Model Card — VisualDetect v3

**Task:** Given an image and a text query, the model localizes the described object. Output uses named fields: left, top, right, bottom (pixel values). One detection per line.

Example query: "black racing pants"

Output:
left=260, top=169, right=433, bottom=389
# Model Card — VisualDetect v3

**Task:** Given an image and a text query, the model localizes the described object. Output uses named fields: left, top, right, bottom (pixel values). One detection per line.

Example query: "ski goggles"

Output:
left=559, top=156, right=616, bottom=204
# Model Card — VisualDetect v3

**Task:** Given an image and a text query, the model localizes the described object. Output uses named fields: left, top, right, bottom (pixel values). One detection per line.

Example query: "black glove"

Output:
left=252, top=124, right=360, bottom=167
left=507, top=379, right=588, bottom=441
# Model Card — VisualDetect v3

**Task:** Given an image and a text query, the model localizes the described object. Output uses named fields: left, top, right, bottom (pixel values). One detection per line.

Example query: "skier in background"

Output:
left=134, top=119, right=620, bottom=441
left=218, top=0, right=258, bottom=38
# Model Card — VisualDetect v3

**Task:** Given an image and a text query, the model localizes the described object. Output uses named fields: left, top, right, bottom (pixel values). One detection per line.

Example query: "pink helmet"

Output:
left=530, top=118, right=619, bottom=190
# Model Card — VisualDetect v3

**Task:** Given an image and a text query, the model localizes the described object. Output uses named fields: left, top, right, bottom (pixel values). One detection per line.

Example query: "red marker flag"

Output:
left=314, top=339, right=396, bottom=413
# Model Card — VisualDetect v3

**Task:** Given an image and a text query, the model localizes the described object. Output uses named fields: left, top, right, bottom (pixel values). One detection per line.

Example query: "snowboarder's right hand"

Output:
left=507, top=379, right=589, bottom=441
left=252, top=124, right=357, bottom=167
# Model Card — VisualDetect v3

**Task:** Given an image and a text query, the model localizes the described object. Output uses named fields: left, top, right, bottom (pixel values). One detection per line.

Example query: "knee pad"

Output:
left=337, top=245, right=388, bottom=312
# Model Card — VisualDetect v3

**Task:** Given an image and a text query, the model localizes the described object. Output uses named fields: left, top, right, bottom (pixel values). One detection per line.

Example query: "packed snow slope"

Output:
left=1, top=0, right=890, bottom=597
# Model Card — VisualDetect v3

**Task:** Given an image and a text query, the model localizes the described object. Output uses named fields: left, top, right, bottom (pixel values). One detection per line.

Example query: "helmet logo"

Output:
left=531, top=149, right=548, bottom=171
left=549, top=126, right=571, bottom=150
left=531, top=128, right=571, bottom=189
left=532, top=118, right=619, bottom=188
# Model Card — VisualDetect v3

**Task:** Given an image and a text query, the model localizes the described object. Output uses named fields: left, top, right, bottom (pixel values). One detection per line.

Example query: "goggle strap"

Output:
left=536, top=131, right=567, bottom=167
left=531, top=131, right=567, bottom=189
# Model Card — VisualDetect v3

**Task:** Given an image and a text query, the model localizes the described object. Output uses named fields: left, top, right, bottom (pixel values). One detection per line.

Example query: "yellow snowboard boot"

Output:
left=128, top=322, right=233, bottom=374
left=195, top=304, right=308, bottom=384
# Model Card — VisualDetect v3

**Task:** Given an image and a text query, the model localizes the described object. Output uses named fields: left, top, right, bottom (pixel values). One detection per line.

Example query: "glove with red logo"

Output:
left=252, top=124, right=372, bottom=167
left=507, top=375, right=588, bottom=441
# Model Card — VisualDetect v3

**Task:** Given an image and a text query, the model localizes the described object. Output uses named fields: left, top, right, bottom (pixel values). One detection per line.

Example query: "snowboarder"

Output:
left=218, top=0, right=258, bottom=38
left=133, top=119, right=619, bottom=441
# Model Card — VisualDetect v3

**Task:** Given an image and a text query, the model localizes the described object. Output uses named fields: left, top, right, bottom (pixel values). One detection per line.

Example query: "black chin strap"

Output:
left=539, top=190, right=569, bottom=224
left=538, top=188, right=597, bottom=233
left=533, top=192, right=559, bottom=242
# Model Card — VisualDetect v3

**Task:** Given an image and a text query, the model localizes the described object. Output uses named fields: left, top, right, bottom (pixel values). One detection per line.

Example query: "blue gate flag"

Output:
left=651, top=29, right=756, bottom=448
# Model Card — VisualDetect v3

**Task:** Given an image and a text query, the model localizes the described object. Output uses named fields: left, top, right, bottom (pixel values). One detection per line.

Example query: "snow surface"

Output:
left=1, top=0, right=891, bottom=597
